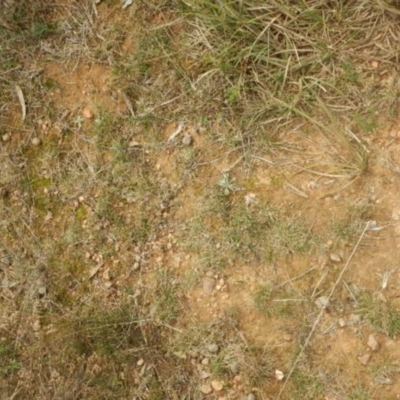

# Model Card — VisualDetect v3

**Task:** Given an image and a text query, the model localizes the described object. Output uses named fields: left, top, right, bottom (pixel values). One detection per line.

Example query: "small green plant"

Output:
left=225, top=86, right=241, bottom=105
left=0, top=343, right=21, bottom=378
left=74, top=115, right=84, bottom=128
left=357, top=290, right=400, bottom=337
left=346, top=385, right=371, bottom=400
left=154, top=271, right=181, bottom=323
left=218, top=173, right=240, bottom=195
left=290, top=367, right=324, bottom=399
left=254, top=285, right=272, bottom=313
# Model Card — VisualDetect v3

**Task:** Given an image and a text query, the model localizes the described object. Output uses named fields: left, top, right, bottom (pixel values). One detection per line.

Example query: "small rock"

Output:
left=82, top=107, right=94, bottom=119
left=129, top=140, right=141, bottom=148
left=391, top=208, right=400, bottom=221
left=137, top=358, right=144, bottom=366
left=357, top=353, right=371, bottom=366
left=200, top=370, right=210, bottom=379
left=38, top=286, right=47, bottom=296
left=203, top=277, right=215, bottom=294
left=174, top=352, right=187, bottom=359
left=330, top=253, right=342, bottom=263
left=208, top=343, right=219, bottom=354
left=182, top=134, right=192, bottom=146
left=2, top=133, right=10, bottom=142
left=32, top=319, right=41, bottom=332
left=44, top=211, right=53, bottom=222
left=338, top=318, right=347, bottom=328
left=211, top=380, right=224, bottom=391
left=31, top=137, right=41, bottom=146
left=275, top=369, right=285, bottom=381
left=245, top=395, right=256, bottom=400
left=132, top=262, right=140, bottom=271
left=371, top=61, right=379, bottom=69
left=348, top=314, right=361, bottom=325
left=229, top=362, right=239, bottom=374
left=200, top=383, right=212, bottom=394
left=367, top=334, right=379, bottom=351
left=315, top=296, right=329, bottom=310
left=201, top=358, right=209, bottom=366
left=282, top=333, right=293, bottom=342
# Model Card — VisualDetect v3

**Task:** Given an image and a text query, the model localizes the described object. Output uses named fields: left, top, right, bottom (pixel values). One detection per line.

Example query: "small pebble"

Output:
left=282, top=333, right=293, bottom=342
left=211, top=380, right=224, bottom=391
left=31, top=137, right=41, bottom=146
left=357, top=353, right=371, bottom=366
left=315, top=296, right=329, bottom=309
left=367, top=334, right=379, bottom=351
left=200, top=383, right=212, bottom=394
left=38, top=286, right=47, bottom=296
left=330, top=253, right=342, bottom=263
left=275, top=369, right=285, bottom=381
left=82, top=107, right=94, bottom=119
left=129, top=141, right=141, bottom=148
left=338, top=318, right=347, bottom=328
left=32, top=319, right=41, bottom=332
left=348, top=314, right=361, bottom=324
left=201, top=358, right=209, bottom=366
left=132, top=262, right=140, bottom=271
left=245, top=395, right=256, bottom=400
left=203, top=277, right=215, bottom=294
left=229, top=362, right=239, bottom=374
left=2, top=133, right=10, bottom=142
left=208, top=343, right=219, bottom=354
left=182, top=134, right=192, bottom=146
left=200, top=370, right=210, bottom=379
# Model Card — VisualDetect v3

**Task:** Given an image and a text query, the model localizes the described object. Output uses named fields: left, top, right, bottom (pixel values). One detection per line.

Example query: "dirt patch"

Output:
left=3, top=1, right=400, bottom=399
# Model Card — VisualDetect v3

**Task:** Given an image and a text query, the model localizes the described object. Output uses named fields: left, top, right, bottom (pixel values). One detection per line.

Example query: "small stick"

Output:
left=284, top=182, right=309, bottom=199
left=275, top=266, right=317, bottom=290
left=275, top=221, right=373, bottom=400
left=15, top=85, right=26, bottom=121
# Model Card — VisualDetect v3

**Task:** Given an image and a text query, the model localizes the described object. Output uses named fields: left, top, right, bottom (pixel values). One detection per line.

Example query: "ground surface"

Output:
left=2, top=1, right=400, bottom=399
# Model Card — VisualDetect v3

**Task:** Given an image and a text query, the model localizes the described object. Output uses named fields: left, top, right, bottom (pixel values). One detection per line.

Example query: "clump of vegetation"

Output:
left=1, top=0, right=400, bottom=399
left=357, top=290, right=400, bottom=338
